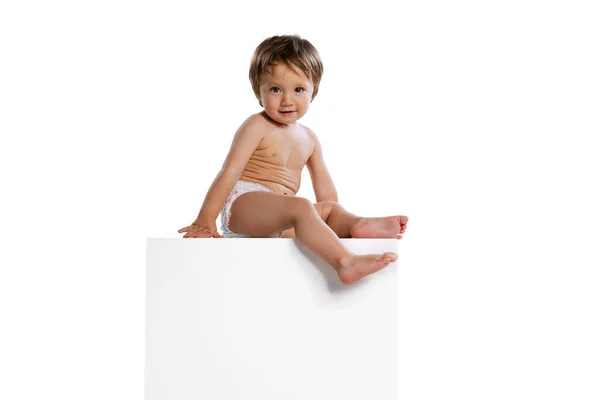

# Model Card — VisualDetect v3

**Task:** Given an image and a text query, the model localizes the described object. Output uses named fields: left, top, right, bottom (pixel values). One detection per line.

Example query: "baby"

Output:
left=179, top=35, right=408, bottom=284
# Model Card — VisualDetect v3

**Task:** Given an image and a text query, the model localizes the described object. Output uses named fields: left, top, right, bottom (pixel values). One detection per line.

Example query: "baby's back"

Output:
left=240, top=113, right=314, bottom=196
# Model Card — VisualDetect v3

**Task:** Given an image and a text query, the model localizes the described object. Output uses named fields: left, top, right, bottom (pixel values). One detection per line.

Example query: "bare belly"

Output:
left=238, top=128, right=310, bottom=196
left=239, top=172, right=300, bottom=196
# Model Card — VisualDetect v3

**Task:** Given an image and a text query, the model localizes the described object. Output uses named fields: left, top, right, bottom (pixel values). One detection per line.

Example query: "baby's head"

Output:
left=249, top=35, right=323, bottom=123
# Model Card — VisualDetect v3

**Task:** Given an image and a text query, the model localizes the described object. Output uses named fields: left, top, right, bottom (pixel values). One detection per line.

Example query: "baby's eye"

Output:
left=295, top=87, right=305, bottom=93
left=270, top=87, right=281, bottom=93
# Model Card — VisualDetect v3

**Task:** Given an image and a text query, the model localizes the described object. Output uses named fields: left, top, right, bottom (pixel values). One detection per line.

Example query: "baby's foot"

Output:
left=337, top=252, right=398, bottom=285
left=350, top=216, right=409, bottom=239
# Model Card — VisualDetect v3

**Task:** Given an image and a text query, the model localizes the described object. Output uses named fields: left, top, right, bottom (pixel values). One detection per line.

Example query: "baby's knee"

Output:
left=290, top=197, right=314, bottom=217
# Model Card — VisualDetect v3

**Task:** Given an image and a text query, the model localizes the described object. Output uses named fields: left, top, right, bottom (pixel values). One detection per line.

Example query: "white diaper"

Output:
left=220, top=180, right=287, bottom=238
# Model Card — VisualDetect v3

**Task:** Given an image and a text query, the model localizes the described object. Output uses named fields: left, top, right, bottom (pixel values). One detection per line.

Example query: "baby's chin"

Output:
left=266, top=111, right=303, bottom=125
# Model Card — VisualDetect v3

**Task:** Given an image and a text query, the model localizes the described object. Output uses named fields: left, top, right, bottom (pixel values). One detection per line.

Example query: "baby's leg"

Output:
left=282, top=201, right=408, bottom=239
left=228, top=192, right=397, bottom=284
left=285, top=201, right=407, bottom=239
left=315, top=201, right=408, bottom=239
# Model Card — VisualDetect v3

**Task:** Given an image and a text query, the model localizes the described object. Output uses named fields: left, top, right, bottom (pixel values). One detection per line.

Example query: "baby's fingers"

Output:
left=185, top=233, right=203, bottom=238
left=178, top=226, right=192, bottom=233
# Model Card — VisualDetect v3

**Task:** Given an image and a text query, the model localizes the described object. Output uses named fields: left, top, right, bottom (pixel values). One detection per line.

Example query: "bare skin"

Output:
left=283, top=201, right=408, bottom=240
left=351, top=216, right=409, bottom=238
left=226, top=191, right=400, bottom=285
left=237, top=113, right=309, bottom=196
left=179, top=63, right=409, bottom=284
left=338, top=252, right=398, bottom=285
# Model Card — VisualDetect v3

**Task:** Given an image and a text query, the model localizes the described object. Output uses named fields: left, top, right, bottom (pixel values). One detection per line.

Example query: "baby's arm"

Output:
left=306, top=129, right=338, bottom=203
left=179, top=115, right=266, bottom=238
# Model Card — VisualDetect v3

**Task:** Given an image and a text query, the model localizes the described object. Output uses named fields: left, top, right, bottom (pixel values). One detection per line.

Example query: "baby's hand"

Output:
left=178, top=223, right=223, bottom=238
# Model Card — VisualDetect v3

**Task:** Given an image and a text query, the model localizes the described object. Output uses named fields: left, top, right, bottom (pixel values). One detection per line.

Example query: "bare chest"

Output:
left=252, top=130, right=313, bottom=170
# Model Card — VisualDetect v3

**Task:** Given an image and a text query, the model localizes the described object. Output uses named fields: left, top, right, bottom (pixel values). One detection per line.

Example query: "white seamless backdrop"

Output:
left=1, top=1, right=599, bottom=399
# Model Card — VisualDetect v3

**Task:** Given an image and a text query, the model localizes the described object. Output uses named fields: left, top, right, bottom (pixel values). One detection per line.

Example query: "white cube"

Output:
left=146, top=238, right=399, bottom=399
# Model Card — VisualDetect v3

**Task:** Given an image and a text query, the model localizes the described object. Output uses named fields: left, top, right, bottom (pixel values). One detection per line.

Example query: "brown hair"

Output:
left=249, top=35, right=324, bottom=106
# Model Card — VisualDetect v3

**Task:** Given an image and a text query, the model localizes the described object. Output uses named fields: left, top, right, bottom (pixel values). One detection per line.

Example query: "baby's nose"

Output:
left=281, top=93, right=293, bottom=105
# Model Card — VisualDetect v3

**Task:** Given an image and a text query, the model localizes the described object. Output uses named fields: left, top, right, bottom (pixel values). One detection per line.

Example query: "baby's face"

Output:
left=259, top=63, right=314, bottom=125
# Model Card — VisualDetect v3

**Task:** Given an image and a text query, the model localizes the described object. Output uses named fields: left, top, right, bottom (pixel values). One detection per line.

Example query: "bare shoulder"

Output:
left=298, top=123, right=318, bottom=152
left=237, top=112, right=274, bottom=136
left=298, top=122, right=316, bottom=138
left=222, top=113, right=276, bottom=172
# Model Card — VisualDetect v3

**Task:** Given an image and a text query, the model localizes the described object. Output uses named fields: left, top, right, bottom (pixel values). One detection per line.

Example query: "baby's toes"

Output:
left=383, top=252, right=398, bottom=262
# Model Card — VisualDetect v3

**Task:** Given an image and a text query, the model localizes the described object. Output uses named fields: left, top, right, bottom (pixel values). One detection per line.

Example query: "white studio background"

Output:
left=1, top=1, right=599, bottom=399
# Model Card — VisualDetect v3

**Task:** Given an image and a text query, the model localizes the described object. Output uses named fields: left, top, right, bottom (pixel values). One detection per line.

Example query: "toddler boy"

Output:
left=179, top=35, right=408, bottom=284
